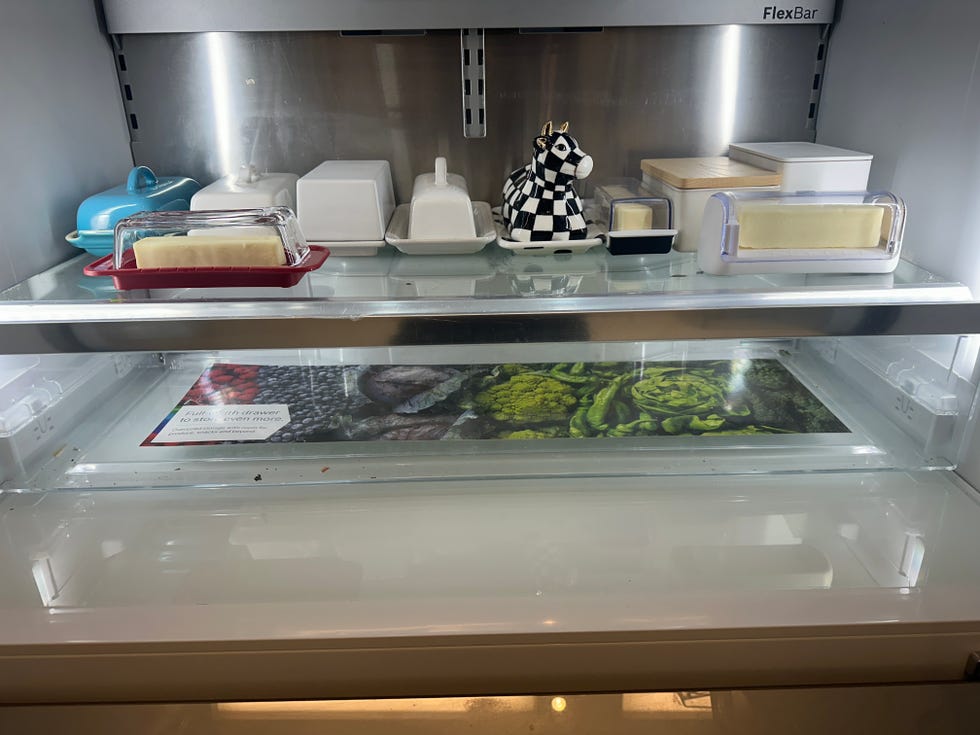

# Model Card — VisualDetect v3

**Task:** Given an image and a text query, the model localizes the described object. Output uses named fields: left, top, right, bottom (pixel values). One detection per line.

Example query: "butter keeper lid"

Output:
left=729, top=142, right=873, bottom=163
left=75, top=166, right=200, bottom=233
left=640, top=156, right=781, bottom=190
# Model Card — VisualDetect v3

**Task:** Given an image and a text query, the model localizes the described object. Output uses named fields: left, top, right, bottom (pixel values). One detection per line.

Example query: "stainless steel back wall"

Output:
left=120, top=26, right=822, bottom=203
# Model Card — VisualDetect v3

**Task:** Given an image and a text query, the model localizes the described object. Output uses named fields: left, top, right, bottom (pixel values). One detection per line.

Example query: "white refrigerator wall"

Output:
left=817, top=0, right=980, bottom=487
left=817, top=0, right=980, bottom=292
left=0, top=1, right=133, bottom=291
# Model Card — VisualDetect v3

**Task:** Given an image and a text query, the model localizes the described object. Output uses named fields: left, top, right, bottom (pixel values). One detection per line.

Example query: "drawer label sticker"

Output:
left=142, top=360, right=848, bottom=446
left=149, top=404, right=290, bottom=443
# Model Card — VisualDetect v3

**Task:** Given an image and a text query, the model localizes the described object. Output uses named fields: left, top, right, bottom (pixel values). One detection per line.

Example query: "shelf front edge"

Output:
left=1, top=302, right=979, bottom=353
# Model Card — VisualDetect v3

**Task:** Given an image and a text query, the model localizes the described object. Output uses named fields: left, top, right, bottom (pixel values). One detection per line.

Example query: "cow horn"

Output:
left=558, top=121, right=569, bottom=133
left=541, top=121, right=553, bottom=136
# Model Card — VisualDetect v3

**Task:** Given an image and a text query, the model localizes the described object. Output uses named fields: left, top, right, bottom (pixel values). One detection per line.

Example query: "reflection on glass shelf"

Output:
left=216, top=696, right=537, bottom=717
left=0, top=248, right=971, bottom=311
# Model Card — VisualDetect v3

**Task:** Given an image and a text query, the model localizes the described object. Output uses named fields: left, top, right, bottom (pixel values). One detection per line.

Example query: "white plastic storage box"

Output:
left=729, top=142, right=873, bottom=192
left=640, top=157, right=781, bottom=252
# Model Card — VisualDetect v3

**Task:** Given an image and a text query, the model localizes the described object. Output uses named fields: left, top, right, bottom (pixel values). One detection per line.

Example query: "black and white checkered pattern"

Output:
left=502, top=128, right=590, bottom=242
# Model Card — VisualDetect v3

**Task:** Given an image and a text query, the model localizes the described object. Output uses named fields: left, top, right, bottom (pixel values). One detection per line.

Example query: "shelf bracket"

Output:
left=461, top=29, right=486, bottom=138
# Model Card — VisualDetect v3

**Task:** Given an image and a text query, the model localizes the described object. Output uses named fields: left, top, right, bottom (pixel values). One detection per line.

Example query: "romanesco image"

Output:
left=474, top=374, right=578, bottom=423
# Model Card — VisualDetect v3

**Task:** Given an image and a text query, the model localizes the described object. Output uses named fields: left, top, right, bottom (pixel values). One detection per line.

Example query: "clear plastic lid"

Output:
left=702, top=191, right=906, bottom=267
left=593, top=179, right=673, bottom=234
left=112, top=207, right=309, bottom=269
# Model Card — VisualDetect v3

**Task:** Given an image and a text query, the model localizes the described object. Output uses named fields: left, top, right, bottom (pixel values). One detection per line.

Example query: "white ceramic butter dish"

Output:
left=191, top=165, right=298, bottom=211
left=296, top=160, right=395, bottom=242
left=408, top=157, right=477, bottom=240
left=386, top=202, right=495, bottom=255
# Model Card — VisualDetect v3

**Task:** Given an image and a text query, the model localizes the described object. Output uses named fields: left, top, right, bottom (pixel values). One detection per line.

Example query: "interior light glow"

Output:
left=623, top=692, right=713, bottom=718
left=216, top=696, right=535, bottom=719
left=206, top=33, right=236, bottom=175
left=31, top=556, right=58, bottom=607
left=717, top=25, right=742, bottom=148
left=551, top=696, right=567, bottom=713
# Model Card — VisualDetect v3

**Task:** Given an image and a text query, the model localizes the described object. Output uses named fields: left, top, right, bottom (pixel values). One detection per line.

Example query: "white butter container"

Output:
left=593, top=178, right=676, bottom=255
left=641, top=157, right=780, bottom=251
left=191, top=166, right=298, bottom=211
left=297, top=160, right=396, bottom=254
left=697, top=190, right=906, bottom=276
left=729, top=142, right=873, bottom=192
left=409, top=157, right=476, bottom=240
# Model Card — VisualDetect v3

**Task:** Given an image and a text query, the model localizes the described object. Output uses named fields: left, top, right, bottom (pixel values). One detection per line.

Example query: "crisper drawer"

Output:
left=3, top=338, right=980, bottom=700
left=2, top=336, right=977, bottom=491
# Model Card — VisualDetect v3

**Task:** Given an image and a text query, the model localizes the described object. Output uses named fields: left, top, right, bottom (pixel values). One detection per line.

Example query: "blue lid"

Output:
left=74, top=166, right=201, bottom=234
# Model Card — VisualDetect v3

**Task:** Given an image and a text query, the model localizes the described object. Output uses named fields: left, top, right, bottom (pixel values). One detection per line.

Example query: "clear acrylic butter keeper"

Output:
left=593, top=179, right=676, bottom=255
left=697, top=191, right=906, bottom=275
left=83, top=207, right=328, bottom=290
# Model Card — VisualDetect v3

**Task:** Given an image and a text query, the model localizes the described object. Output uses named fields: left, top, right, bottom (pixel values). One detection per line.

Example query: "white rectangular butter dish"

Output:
left=297, top=160, right=395, bottom=243
left=191, top=166, right=298, bottom=211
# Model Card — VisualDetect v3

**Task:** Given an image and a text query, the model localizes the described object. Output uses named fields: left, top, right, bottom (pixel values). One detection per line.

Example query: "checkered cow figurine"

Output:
left=502, top=120, right=594, bottom=242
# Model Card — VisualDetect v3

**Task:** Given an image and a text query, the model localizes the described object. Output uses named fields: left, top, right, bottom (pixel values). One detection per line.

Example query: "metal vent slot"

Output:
left=112, top=38, right=140, bottom=143
left=518, top=27, right=604, bottom=34
left=806, top=25, right=831, bottom=131
left=461, top=29, right=486, bottom=138
left=339, top=30, right=426, bottom=37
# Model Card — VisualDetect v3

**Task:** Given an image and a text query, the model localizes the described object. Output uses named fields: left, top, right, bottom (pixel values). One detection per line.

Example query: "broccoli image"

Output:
left=473, top=373, right=578, bottom=424
left=743, top=360, right=793, bottom=392
left=744, top=360, right=847, bottom=433
left=499, top=427, right=568, bottom=440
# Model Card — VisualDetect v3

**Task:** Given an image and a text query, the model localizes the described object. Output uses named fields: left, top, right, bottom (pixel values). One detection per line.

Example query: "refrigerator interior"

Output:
left=3, top=0, right=980, bottom=698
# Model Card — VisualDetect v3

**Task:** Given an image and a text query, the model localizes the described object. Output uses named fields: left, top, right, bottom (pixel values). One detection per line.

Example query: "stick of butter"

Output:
left=133, top=235, right=287, bottom=268
left=737, top=204, right=884, bottom=249
left=612, top=202, right=654, bottom=231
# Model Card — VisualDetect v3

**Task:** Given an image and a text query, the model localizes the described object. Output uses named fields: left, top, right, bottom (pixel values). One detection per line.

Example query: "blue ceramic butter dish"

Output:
left=66, top=166, right=200, bottom=256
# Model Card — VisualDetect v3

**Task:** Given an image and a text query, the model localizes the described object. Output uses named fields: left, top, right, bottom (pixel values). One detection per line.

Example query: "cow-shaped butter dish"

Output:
left=502, top=121, right=594, bottom=243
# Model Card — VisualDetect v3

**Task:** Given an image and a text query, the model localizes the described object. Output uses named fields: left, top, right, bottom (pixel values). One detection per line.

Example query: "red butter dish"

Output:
left=83, top=245, right=329, bottom=290
left=82, top=206, right=327, bottom=290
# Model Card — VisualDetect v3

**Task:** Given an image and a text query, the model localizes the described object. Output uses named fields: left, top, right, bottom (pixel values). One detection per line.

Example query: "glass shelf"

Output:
left=3, top=248, right=972, bottom=307
left=0, top=249, right=976, bottom=353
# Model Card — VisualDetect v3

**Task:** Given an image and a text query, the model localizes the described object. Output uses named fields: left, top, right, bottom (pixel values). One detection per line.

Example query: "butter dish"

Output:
left=191, top=165, right=298, bottom=211
left=408, top=157, right=477, bottom=240
left=66, top=166, right=200, bottom=257
left=296, top=160, right=396, bottom=256
left=698, top=190, right=906, bottom=275
left=83, top=207, right=327, bottom=289
left=385, top=202, right=496, bottom=255
left=593, top=179, right=677, bottom=255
